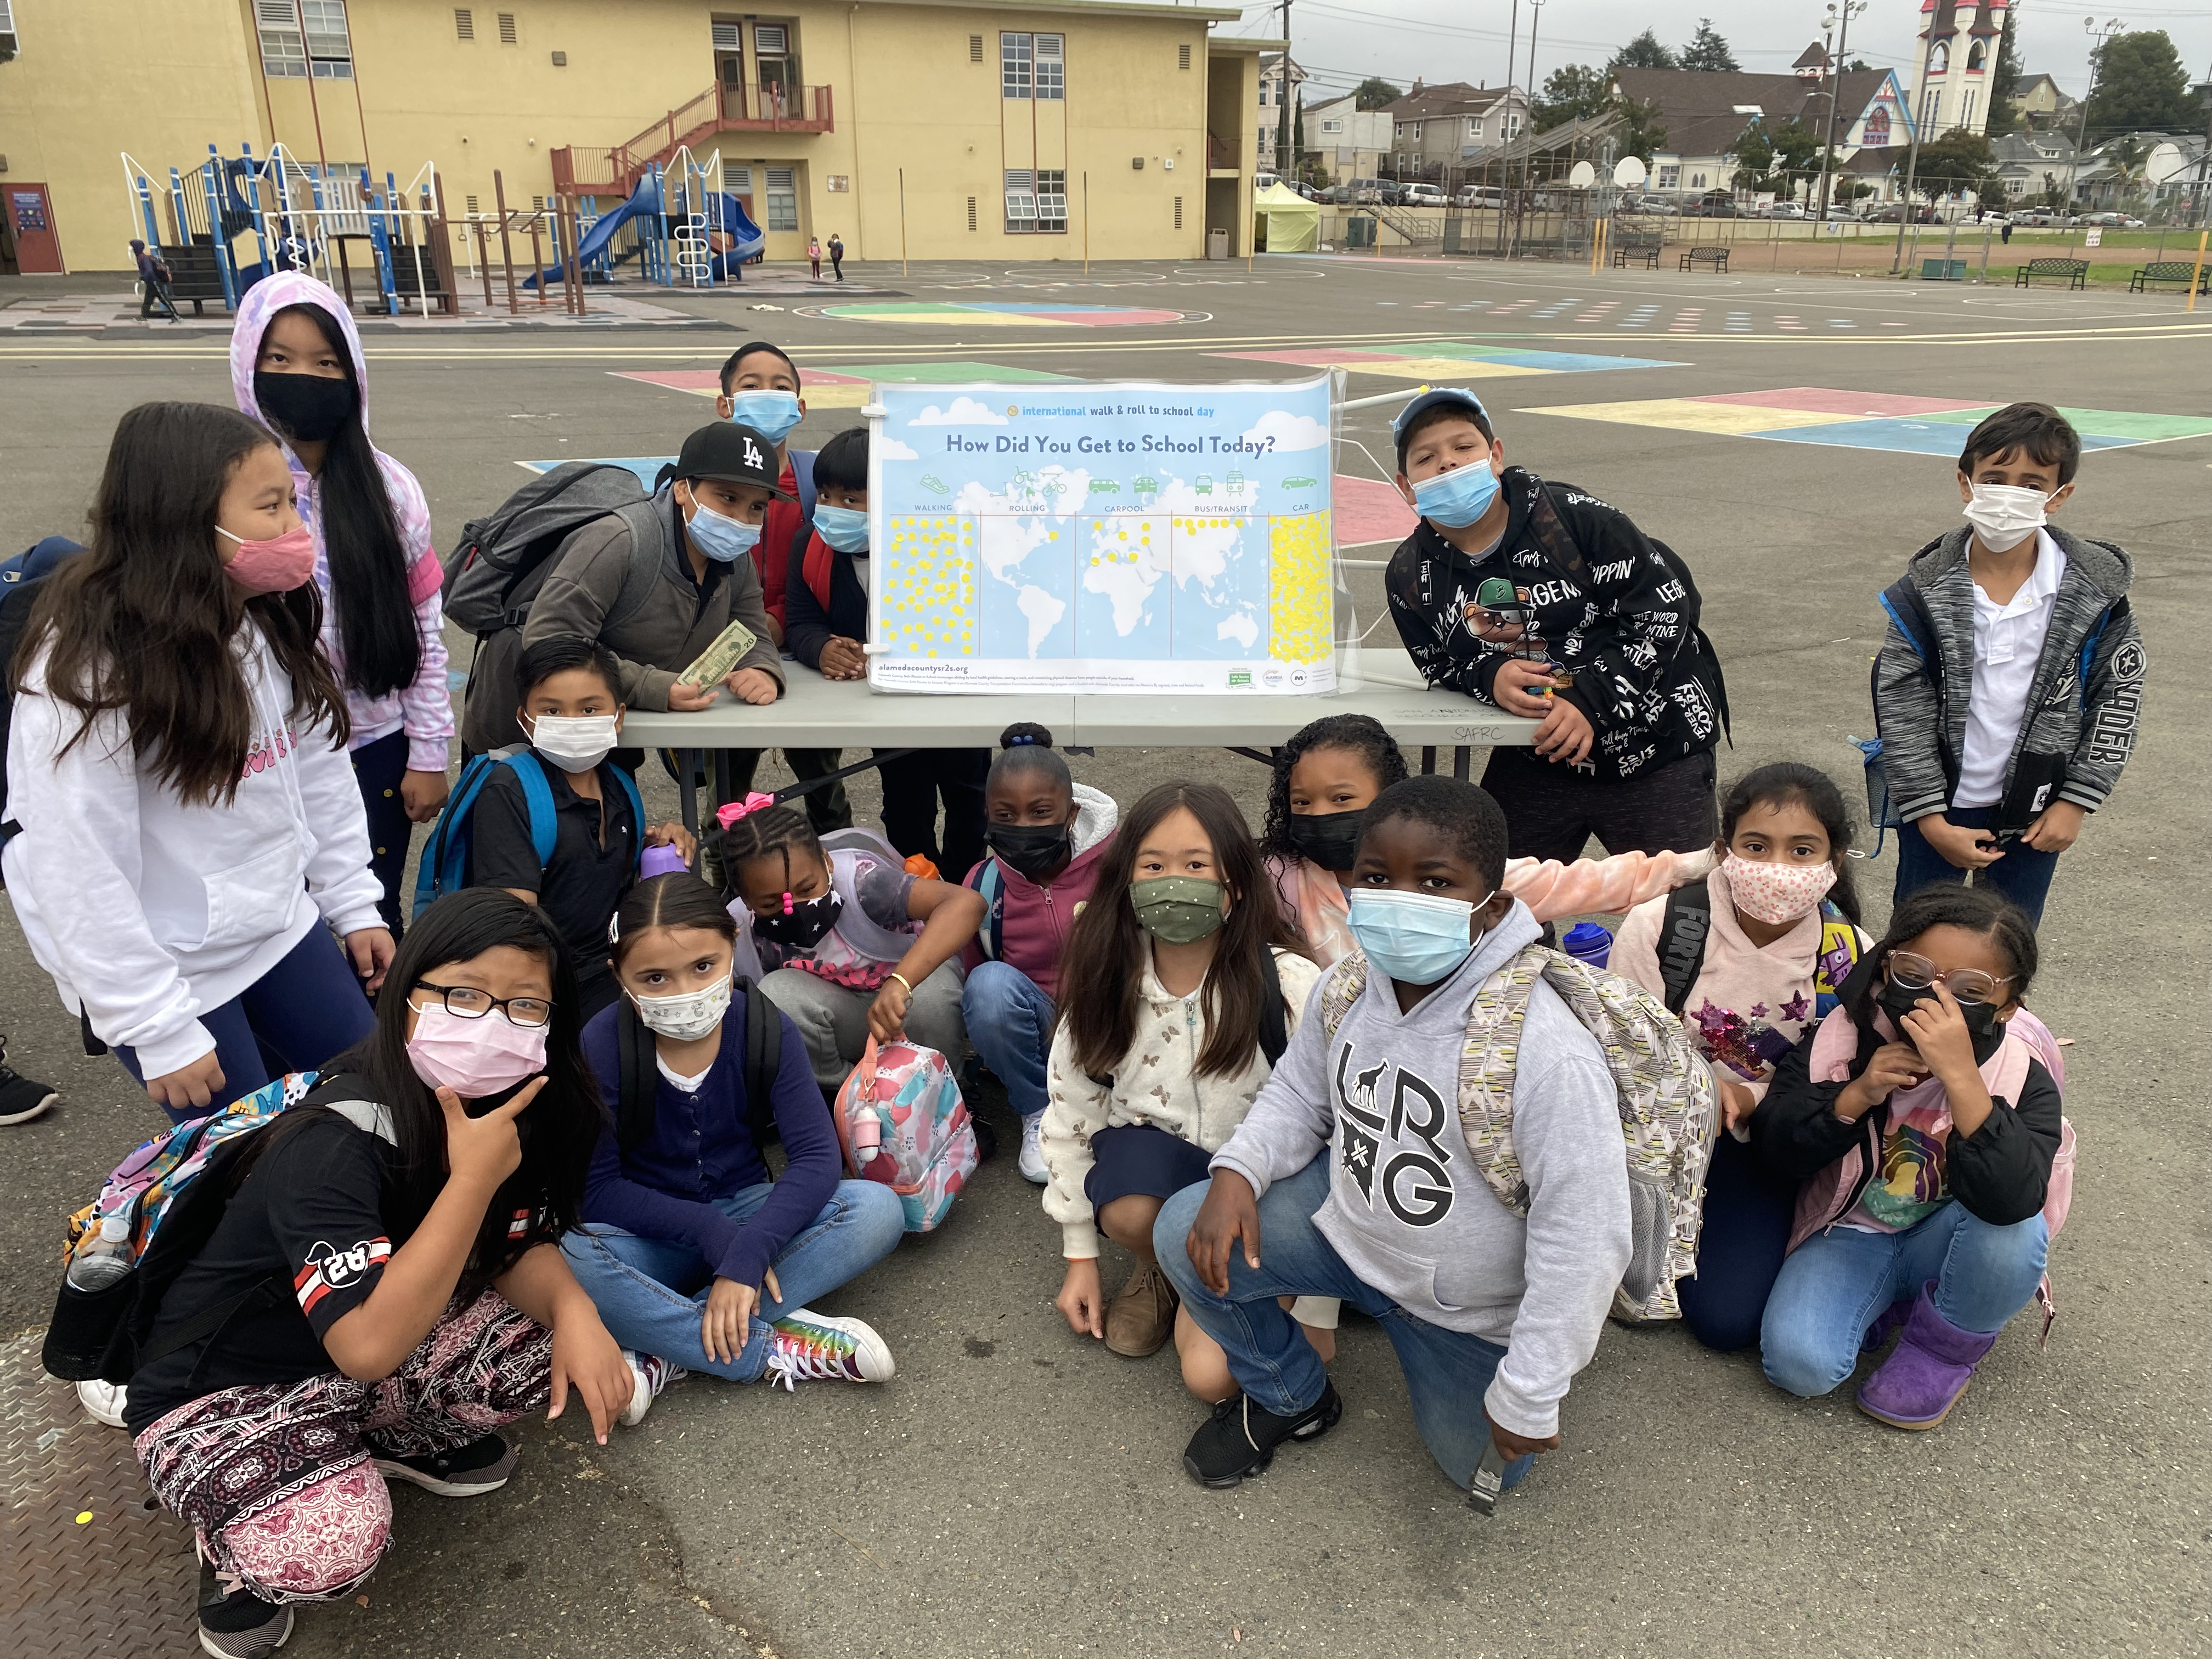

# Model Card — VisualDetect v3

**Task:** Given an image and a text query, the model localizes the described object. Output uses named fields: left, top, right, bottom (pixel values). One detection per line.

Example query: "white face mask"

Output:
left=631, top=974, right=731, bottom=1043
left=1962, top=483, right=2049, bottom=554
left=527, top=712, right=619, bottom=774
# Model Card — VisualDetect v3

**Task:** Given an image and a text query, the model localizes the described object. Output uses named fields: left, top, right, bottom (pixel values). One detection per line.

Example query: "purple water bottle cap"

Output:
left=639, top=844, right=690, bottom=879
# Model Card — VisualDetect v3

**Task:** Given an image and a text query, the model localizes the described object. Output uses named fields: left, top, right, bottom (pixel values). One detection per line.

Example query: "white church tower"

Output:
left=1909, top=0, right=2008, bottom=139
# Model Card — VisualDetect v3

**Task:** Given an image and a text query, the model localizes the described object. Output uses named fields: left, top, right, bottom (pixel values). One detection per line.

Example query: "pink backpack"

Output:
left=833, top=1037, right=978, bottom=1233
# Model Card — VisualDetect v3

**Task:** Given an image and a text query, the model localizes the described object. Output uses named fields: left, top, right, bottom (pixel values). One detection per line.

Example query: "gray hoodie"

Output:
left=1210, top=900, right=1631, bottom=1439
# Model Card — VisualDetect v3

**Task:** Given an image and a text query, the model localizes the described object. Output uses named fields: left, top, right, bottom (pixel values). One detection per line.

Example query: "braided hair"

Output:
left=719, top=803, right=823, bottom=907
left=1259, top=714, right=1409, bottom=862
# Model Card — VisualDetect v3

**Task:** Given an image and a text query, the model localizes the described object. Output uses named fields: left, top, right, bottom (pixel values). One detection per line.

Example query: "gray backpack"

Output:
left=442, top=462, right=669, bottom=642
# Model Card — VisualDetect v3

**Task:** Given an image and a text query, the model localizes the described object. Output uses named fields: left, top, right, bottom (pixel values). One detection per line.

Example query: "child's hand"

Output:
left=438, top=1077, right=542, bottom=1190
left=1915, top=815, right=2005, bottom=870
left=1184, top=1170, right=1263, bottom=1295
left=668, top=681, right=721, bottom=713
left=1056, top=1257, right=1105, bottom=1338
left=400, top=768, right=451, bottom=824
left=1837, top=1043, right=1928, bottom=1119
left=345, top=927, right=396, bottom=994
left=702, top=1274, right=760, bottom=1364
left=145, top=1048, right=228, bottom=1114
left=1482, top=1404, right=1561, bottom=1462
left=2020, top=800, right=2085, bottom=853
left=1491, top=658, right=1559, bottom=718
left=547, top=1306, right=632, bottom=1446
left=1898, top=981, right=1983, bottom=1086
left=867, top=975, right=913, bottom=1043
left=724, top=667, right=780, bottom=706
left=1716, top=1076, right=1759, bottom=1136
left=1532, top=696, right=1594, bottom=766
left=820, top=637, right=867, bottom=680
left=647, top=821, right=698, bottom=862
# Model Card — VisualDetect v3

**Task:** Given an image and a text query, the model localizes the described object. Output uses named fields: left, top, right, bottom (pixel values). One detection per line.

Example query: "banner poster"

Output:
left=865, top=375, right=1335, bottom=694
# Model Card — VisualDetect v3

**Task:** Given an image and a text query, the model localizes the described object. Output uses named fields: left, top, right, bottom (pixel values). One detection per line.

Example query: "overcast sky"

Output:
left=1211, top=1, right=2212, bottom=110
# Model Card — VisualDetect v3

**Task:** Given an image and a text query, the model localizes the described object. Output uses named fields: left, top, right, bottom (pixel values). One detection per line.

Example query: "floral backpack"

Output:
left=1321, top=943, right=1718, bottom=1322
left=833, top=1036, right=978, bottom=1233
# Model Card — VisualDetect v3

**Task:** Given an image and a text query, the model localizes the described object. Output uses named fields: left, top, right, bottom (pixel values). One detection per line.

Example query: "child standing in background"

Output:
left=230, top=273, right=453, bottom=931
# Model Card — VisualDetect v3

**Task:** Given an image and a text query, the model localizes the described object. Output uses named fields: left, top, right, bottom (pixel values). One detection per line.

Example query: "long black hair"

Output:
left=262, top=302, right=421, bottom=699
left=1848, top=884, right=2039, bottom=1022
left=13, top=402, right=347, bottom=804
left=1718, top=760, right=1863, bottom=924
left=1260, top=714, right=1408, bottom=862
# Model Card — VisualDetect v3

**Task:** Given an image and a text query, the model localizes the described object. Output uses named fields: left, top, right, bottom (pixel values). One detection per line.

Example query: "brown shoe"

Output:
left=1104, top=1262, right=1180, bottom=1357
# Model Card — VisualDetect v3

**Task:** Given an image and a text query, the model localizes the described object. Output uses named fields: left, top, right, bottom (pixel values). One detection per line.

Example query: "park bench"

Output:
left=1611, top=239, right=1662, bottom=269
left=2015, top=258, right=2089, bottom=290
left=1679, top=245, right=1729, bottom=273
left=2129, top=259, right=2210, bottom=295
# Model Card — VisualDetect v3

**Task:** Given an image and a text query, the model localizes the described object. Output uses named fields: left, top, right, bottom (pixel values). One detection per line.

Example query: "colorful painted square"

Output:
left=813, top=301, right=1188, bottom=326
left=611, top=367, right=874, bottom=408
left=1215, top=342, right=1681, bottom=379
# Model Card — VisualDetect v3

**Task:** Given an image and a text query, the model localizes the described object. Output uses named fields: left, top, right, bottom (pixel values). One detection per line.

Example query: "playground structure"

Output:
left=527, top=146, right=765, bottom=291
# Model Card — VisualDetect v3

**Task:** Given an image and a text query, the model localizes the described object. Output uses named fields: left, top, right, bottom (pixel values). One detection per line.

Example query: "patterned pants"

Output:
left=134, top=1290, right=552, bottom=1604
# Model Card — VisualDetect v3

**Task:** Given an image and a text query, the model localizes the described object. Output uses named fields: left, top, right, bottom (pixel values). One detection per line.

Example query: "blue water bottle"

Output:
left=1561, top=921, right=1613, bottom=970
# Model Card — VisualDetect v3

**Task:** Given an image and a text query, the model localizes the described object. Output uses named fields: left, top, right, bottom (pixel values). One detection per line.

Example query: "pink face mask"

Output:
left=1722, top=853, right=1839, bottom=927
left=216, top=522, right=317, bottom=596
left=405, top=1001, right=548, bottom=1099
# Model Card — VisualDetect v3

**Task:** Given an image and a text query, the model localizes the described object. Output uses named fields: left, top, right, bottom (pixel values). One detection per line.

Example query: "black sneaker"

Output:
left=373, top=1432, right=517, bottom=1497
left=1181, top=1383, right=1343, bottom=1488
left=0, top=1037, right=58, bottom=1125
left=197, top=1585, right=294, bottom=1657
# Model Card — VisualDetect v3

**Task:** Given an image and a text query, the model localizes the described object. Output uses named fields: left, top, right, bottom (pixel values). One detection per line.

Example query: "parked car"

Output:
left=1402, top=183, right=1448, bottom=207
left=1865, top=202, right=1935, bottom=223
left=1762, top=201, right=1808, bottom=219
left=1685, top=195, right=1739, bottom=218
left=1821, top=203, right=1859, bottom=220
left=1626, top=194, right=1681, bottom=215
left=2078, top=210, right=2143, bottom=228
left=1347, top=178, right=1386, bottom=205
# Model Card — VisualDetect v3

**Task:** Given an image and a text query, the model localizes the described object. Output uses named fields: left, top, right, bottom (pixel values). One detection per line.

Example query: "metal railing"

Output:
left=555, top=82, right=833, bottom=195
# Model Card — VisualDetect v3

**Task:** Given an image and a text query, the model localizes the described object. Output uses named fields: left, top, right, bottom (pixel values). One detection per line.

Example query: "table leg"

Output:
left=713, top=749, right=734, bottom=814
left=1454, top=747, right=1470, bottom=781
left=1420, top=746, right=1437, bottom=776
left=677, top=749, right=701, bottom=836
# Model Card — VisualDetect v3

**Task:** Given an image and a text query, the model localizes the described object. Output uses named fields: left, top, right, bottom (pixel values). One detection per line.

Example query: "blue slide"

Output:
left=526, top=174, right=765, bottom=288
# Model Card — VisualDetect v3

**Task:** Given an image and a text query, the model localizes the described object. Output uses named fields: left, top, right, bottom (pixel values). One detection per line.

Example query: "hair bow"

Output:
left=715, top=791, right=777, bottom=831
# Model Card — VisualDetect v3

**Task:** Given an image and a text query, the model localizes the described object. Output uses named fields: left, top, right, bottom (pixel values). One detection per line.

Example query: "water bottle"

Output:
left=1561, top=921, right=1613, bottom=971
left=639, top=843, right=690, bottom=880
left=66, top=1214, right=134, bottom=1292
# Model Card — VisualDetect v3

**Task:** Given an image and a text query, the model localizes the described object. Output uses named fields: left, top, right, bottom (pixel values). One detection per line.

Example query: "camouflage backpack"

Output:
left=1321, top=944, right=1719, bottom=1321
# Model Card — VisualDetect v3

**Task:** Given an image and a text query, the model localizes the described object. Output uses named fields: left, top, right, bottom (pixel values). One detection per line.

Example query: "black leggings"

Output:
left=351, top=730, right=415, bottom=934
left=875, top=747, right=989, bottom=881
left=1677, top=1128, right=1797, bottom=1352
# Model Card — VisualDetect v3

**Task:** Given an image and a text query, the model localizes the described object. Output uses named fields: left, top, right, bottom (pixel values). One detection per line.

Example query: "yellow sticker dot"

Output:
left=76, top=1511, right=94, bottom=1525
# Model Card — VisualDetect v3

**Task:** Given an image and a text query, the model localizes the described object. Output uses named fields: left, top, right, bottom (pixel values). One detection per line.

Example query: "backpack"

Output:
left=41, top=1071, right=394, bottom=1386
left=971, top=857, right=1007, bottom=961
left=833, top=1036, right=979, bottom=1232
left=412, top=746, right=645, bottom=919
left=611, top=977, right=785, bottom=1153
left=1320, top=943, right=1718, bottom=1322
left=1656, top=878, right=1863, bottom=1022
left=0, top=537, right=89, bottom=872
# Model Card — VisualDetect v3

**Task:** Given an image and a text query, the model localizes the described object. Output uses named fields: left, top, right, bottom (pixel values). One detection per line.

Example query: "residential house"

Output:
left=1907, top=0, right=2009, bottom=140
left=1992, top=129, right=2075, bottom=204
left=1302, top=90, right=1389, bottom=185
left=2010, top=71, right=2076, bottom=129
left=1380, top=79, right=1527, bottom=184
left=2073, top=132, right=2208, bottom=212
left=1255, top=52, right=1308, bottom=172
left=1612, top=65, right=1912, bottom=201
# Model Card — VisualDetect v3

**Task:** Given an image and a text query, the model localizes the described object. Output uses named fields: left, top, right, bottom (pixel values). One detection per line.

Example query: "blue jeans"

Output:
left=1156, top=1156, right=1534, bottom=1493
left=1760, top=1203, right=2050, bottom=1398
left=1894, top=805, right=2061, bottom=927
left=561, top=1180, right=905, bottom=1381
left=113, top=925, right=376, bottom=1123
left=961, top=960, right=1054, bottom=1119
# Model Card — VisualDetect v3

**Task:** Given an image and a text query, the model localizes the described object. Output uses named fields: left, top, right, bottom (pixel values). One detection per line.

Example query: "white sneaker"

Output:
left=619, top=1349, right=686, bottom=1426
left=77, top=1378, right=129, bottom=1429
left=761, top=1308, right=895, bottom=1388
left=1018, top=1114, right=1049, bottom=1185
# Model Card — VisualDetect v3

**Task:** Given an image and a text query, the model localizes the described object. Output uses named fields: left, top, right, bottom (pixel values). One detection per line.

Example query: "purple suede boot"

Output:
left=1857, top=1280, right=1999, bottom=1431
left=1860, top=1296, right=1915, bottom=1353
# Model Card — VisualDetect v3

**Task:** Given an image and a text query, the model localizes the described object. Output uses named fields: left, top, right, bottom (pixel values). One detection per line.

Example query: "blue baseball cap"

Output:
left=1391, top=387, right=1491, bottom=438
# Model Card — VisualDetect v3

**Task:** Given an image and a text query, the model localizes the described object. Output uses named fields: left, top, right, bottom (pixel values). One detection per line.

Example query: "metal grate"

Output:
left=496, top=10, right=515, bottom=44
left=1179, top=43, right=1191, bottom=70
left=1174, top=196, right=1183, bottom=229
left=967, top=196, right=978, bottom=232
left=969, top=33, right=983, bottom=61
left=454, top=5, right=472, bottom=38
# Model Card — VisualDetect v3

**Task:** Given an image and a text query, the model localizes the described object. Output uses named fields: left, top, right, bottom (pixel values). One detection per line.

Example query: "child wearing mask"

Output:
left=231, top=273, right=453, bottom=930
left=126, top=890, right=629, bottom=1656
left=718, top=802, right=986, bottom=1092
left=1041, top=783, right=1322, bottom=1376
left=5, top=403, right=389, bottom=1122
left=1876, top=402, right=2144, bottom=927
left=465, top=636, right=695, bottom=1020
left=956, top=723, right=1119, bottom=1184
left=1161, top=777, right=1632, bottom=1494
left=462, top=421, right=786, bottom=756
left=1753, top=885, right=2058, bottom=1430
left=1609, top=762, right=1874, bottom=1351
left=564, top=874, right=904, bottom=1397
left=784, top=424, right=992, bottom=880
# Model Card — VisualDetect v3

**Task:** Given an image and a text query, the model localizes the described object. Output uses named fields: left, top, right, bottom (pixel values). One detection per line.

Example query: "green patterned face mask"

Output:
left=1128, top=876, right=1227, bottom=945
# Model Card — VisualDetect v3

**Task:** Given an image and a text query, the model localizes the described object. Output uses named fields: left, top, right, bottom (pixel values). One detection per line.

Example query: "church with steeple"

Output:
left=1908, top=0, right=2008, bottom=139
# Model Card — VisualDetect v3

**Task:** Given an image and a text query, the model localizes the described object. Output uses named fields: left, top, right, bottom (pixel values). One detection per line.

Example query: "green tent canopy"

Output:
left=1252, top=181, right=1319, bottom=253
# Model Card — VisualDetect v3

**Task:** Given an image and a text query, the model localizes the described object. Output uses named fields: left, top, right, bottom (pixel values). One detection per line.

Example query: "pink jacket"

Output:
left=230, top=273, right=452, bottom=771
left=960, top=783, right=1118, bottom=1002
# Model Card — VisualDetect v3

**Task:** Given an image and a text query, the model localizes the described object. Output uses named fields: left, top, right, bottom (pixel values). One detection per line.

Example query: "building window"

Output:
left=1506, top=112, right=1521, bottom=139
left=455, top=7, right=474, bottom=40
left=1036, top=34, right=1063, bottom=99
left=1005, top=168, right=1037, bottom=230
left=1920, top=88, right=1940, bottom=129
left=1410, top=122, right=1422, bottom=139
left=1928, top=41, right=1949, bottom=74
left=1863, top=106, right=1891, bottom=146
left=722, top=163, right=751, bottom=193
left=1691, top=172, right=1707, bottom=188
left=1259, top=82, right=1269, bottom=108
left=256, top=1, right=353, bottom=78
left=764, top=166, right=798, bottom=230
left=1179, top=43, right=1191, bottom=70
left=1322, top=118, right=1341, bottom=134
left=1657, top=164, right=1680, bottom=188
left=1036, top=168, right=1068, bottom=231
left=1002, top=32, right=1031, bottom=99
left=1967, top=39, right=1986, bottom=71
left=255, top=1, right=305, bottom=75
left=1466, top=117, right=1482, bottom=139
left=754, top=23, right=787, bottom=55
left=497, top=12, right=516, bottom=46
left=712, top=21, right=740, bottom=50
left=1960, top=89, right=1977, bottom=128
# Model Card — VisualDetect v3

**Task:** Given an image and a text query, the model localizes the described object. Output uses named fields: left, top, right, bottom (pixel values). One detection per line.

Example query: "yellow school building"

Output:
left=0, top=0, right=1272, bottom=276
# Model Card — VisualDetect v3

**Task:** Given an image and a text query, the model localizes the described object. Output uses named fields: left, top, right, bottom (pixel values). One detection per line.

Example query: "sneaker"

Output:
left=197, top=1585, right=294, bottom=1657
left=1017, top=1114, right=1048, bottom=1184
left=620, top=1348, right=686, bottom=1427
left=0, top=1037, right=58, bottom=1125
left=761, top=1308, right=895, bottom=1389
left=1104, top=1262, right=1178, bottom=1358
left=373, top=1432, right=517, bottom=1497
left=1181, top=1384, right=1344, bottom=1489
left=77, top=1378, right=128, bottom=1429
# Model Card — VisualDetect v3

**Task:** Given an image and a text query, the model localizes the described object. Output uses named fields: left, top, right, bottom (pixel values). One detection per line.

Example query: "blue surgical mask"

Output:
left=684, top=498, right=762, bottom=563
left=726, top=390, right=802, bottom=445
left=1411, top=462, right=1501, bottom=529
left=1346, top=887, right=1494, bottom=986
left=814, top=504, right=870, bottom=554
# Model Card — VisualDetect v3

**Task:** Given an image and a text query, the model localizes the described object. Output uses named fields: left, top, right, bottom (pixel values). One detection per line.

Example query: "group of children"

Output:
left=0, top=273, right=2144, bottom=1652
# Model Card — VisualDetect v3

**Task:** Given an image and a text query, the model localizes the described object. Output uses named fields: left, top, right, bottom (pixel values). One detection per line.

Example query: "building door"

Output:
left=7, top=184, right=65, bottom=274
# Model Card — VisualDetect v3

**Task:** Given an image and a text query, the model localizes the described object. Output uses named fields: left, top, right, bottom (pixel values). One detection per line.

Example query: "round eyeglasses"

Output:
left=413, top=980, right=554, bottom=1028
left=1885, top=951, right=2012, bottom=1008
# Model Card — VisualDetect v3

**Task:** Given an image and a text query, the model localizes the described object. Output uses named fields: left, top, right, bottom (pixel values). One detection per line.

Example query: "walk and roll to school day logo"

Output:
left=865, top=375, right=1335, bottom=695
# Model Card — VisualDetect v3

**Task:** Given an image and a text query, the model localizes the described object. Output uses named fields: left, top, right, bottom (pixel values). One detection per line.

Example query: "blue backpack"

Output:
left=413, top=747, right=646, bottom=919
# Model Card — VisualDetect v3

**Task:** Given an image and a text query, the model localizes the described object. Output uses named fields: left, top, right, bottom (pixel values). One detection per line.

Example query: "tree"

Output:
left=1984, top=8, right=2025, bottom=138
left=1913, top=130, right=2002, bottom=201
left=1614, top=95, right=1669, bottom=163
left=1534, top=63, right=1610, bottom=131
left=2082, top=30, right=2196, bottom=134
left=1679, top=19, right=1740, bottom=74
left=1612, top=30, right=1676, bottom=71
left=1848, top=58, right=1872, bottom=72
left=1353, top=75, right=1402, bottom=111
left=1731, top=123, right=1775, bottom=193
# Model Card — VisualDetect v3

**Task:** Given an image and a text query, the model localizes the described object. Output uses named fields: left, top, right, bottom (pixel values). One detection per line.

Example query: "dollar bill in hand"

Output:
left=677, top=618, right=760, bottom=689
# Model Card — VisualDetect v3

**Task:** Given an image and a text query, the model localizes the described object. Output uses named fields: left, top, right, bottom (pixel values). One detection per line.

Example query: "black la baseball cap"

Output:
left=675, top=422, right=793, bottom=498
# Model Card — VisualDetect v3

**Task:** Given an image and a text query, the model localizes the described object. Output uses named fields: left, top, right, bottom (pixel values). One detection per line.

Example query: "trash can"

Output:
left=1346, top=215, right=1376, bottom=249
left=1206, top=227, right=1230, bottom=261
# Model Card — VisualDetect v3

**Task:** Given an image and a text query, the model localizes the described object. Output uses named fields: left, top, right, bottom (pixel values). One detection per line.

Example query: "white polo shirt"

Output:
left=1954, top=529, right=2067, bottom=808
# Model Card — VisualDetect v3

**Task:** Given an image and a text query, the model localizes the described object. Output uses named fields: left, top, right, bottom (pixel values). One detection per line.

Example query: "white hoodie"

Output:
left=4, top=625, right=385, bottom=1076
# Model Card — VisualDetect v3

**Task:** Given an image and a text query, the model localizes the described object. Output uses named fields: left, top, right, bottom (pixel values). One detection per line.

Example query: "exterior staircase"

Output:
left=552, top=82, right=833, bottom=196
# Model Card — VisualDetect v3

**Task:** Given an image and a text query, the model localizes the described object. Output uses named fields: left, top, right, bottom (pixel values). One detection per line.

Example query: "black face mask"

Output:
left=986, top=821, right=1071, bottom=882
left=254, top=369, right=357, bottom=445
left=1285, top=808, right=1364, bottom=873
left=1877, top=983, right=2005, bottom=1062
left=753, top=888, right=843, bottom=951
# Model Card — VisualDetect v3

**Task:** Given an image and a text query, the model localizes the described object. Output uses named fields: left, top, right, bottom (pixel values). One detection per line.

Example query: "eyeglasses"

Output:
left=413, top=980, right=554, bottom=1028
left=1885, top=951, right=2012, bottom=1008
